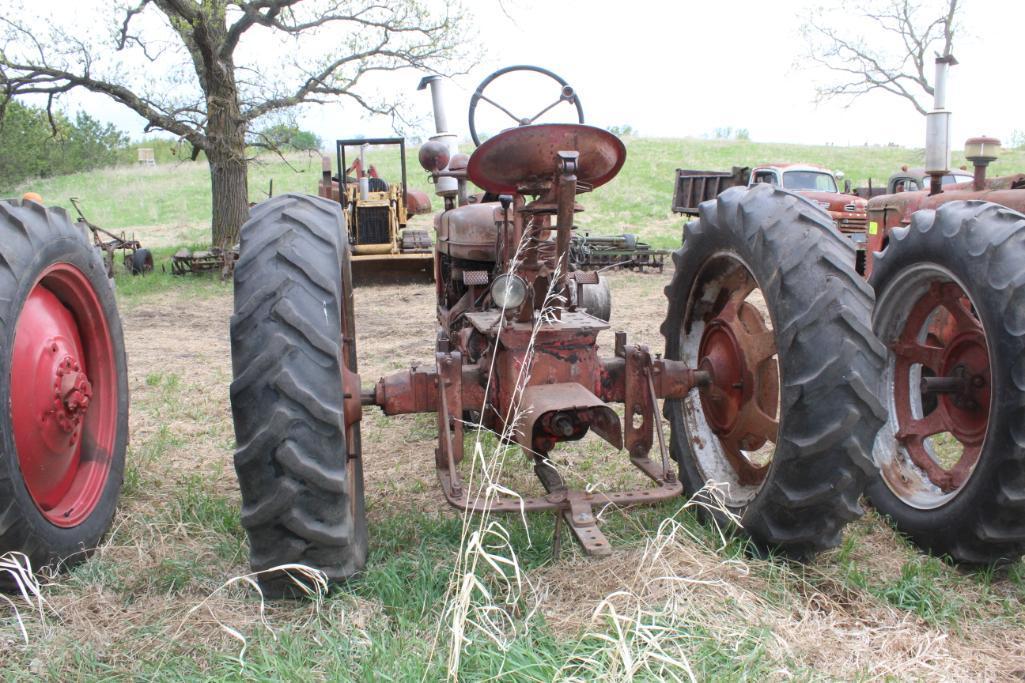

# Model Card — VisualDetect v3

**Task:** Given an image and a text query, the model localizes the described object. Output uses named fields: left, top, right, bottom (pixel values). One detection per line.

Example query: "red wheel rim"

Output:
left=890, top=280, right=990, bottom=493
left=695, top=266, right=780, bottom=486
left=10, top=263, right=118, bottom=527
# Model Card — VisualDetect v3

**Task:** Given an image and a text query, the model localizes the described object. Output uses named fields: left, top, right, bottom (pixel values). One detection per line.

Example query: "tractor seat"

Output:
left=467, top=123, right=627, bottom=195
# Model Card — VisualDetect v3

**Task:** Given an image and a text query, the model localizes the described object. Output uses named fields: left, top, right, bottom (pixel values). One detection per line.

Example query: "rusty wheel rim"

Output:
left=679, top=253, right=780, bottom=506
left=875, top=265, right=991, bottom=509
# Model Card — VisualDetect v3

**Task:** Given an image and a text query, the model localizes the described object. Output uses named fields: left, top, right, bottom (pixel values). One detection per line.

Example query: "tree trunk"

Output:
left=206, top=87, right=249, bottom=248
left=208, top=149, right=249, bottom=248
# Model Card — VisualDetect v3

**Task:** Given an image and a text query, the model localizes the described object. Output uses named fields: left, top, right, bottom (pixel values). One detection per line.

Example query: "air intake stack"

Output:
left=964, top=136, right=1001, bottom=191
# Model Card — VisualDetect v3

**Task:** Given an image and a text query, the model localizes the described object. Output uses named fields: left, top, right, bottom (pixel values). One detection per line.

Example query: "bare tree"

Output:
left=0, top=1, right=471, bottom=246
left=801, top=0, right=960, bottom=115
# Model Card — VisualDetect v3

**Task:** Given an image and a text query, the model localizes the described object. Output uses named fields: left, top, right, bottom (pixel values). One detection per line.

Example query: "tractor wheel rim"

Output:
left=10, top=263, right=118, bottom=527
left=877, top=267, right=991, bottom=507
left=679, top=253, right=780, bottom=502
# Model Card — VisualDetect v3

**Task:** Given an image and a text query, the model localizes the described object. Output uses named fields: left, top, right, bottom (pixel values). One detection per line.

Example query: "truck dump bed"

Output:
left=671, top=166, right=750, bottom=215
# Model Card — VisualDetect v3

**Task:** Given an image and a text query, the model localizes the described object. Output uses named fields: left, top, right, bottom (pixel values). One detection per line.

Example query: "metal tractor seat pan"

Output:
left=466, top=123, right=627, bottom=194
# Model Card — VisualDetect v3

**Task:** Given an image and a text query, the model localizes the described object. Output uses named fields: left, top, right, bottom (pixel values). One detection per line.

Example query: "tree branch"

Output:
left=1, top=57, right=207, bottom=146
left=800, top=0, right=959, bottom=116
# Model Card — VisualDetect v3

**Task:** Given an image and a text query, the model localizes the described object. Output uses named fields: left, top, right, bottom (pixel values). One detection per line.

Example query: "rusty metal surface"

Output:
left=436, top=350, right=464, bottom=480
left=436, top=468, right=683, bottom=556
left=519, top=382, right=622, bottom=453
left=864, top=176, right=1025, bottom=276
left=435, top=203, right=505, bottom=261
left=687, top=263, right=780, bottom=487
left=342, top=367, right=362, bottom=428
left=466, top=123, right=626, bottom=194
left=623, top=345, right=654, bottom=459
left=891, top=281, right=988, bottom=492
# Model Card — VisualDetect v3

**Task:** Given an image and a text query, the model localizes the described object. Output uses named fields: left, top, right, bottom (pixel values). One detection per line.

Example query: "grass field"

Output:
left=15, top=137, right=1025, bottom=251
left=3, top=138, right=1025, bottom=680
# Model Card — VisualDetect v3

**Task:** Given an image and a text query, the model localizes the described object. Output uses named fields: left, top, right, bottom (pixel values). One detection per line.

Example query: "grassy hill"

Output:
left=11, top=137, right=1025, bottom=251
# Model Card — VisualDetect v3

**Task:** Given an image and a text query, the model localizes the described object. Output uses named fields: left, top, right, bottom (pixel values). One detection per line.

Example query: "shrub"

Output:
left=0, top=99, right=128, bottom=190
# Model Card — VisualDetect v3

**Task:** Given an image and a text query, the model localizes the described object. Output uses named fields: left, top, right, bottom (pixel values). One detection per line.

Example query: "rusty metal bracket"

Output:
left=646, top=366, right=675, bottom=482
left=435, top=468, right=681, bottom=556
left=435, top=351, right=463, bottom=494
left=624, top=344, right=654, bottom=459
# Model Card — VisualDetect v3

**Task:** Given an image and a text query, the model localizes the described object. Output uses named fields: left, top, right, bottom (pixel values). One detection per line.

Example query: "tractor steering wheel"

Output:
left=468, top=65, right=585, bottom=147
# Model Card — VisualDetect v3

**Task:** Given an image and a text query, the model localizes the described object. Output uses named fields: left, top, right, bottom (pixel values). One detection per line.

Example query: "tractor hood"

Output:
left=797, top=190, right=867, bottom=214
left=868, top=173, right=1025, bottom=223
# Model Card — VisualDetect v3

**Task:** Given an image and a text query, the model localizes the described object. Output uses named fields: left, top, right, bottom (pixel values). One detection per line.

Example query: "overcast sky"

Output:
left=45, top=0, right=1025, bottom=150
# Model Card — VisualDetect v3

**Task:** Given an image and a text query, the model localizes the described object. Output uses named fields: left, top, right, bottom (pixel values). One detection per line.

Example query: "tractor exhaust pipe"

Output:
left=359, top=144, right=370, bottom=201
left=420, top=74, right=449, bottom=134
left=418, top=75, right=459, bottom=197
left=925, top=55, right=957, bottom=195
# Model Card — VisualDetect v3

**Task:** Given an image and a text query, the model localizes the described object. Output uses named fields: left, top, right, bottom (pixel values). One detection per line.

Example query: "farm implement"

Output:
left=70, top=197, right=153, bottom=278
left=569, top=232, right=668, bottom=273
left=228, top=66, right=884, bottom=593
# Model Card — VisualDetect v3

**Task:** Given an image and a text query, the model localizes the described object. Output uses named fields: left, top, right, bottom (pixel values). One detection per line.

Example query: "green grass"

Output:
left=15, top=137, right=1025, bottom=252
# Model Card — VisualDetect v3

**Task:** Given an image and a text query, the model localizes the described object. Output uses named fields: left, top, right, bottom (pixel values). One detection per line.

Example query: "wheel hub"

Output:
left=890, top=280, right=989, bottom=493
left=698, top=320, right=746, bottom=434
left=696, top=286, right=780, bottom=486
left=54, top=358, right=93, bottom=433
left=11, top=287, right=90, bottom=511
left=937, top=330, right=989, bottom=443
left=9, top=263, right=118, bottom=527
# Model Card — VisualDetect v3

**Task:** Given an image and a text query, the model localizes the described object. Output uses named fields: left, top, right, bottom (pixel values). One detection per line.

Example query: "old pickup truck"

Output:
left=671, top=163, right=870, bottom=271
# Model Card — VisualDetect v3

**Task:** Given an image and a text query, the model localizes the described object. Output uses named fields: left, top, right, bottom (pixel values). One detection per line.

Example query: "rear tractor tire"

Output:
left=0, top=200, right=129, bottom=577
left=230, top=194, right=368, bottom=597
left=662, top=184, right=886, bottom=558
left=868, top=201, right=1025, bottom=564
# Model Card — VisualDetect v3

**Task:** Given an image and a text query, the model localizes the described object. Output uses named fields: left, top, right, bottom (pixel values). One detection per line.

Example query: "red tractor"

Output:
left=228, top=67, right=884, bottom=593
left=861, top=130, right=1025, bottom=563
left=0, top=197, right=129, bottom=579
